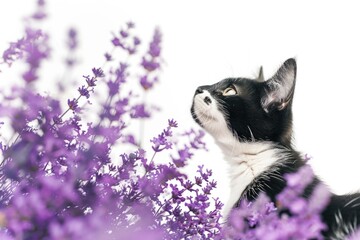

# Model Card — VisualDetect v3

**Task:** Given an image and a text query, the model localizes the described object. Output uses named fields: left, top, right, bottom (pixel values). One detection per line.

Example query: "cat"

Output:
left=191, top=58, right=360, bottom=239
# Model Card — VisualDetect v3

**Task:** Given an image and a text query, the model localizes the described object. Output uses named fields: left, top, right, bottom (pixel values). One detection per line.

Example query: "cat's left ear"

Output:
left=256, top=66, right=265, bottom=82
left=261, top=58, right=297, bottom=113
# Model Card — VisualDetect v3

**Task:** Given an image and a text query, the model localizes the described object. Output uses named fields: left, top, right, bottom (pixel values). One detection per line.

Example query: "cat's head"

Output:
left=191, top=58, right=296, bottom=147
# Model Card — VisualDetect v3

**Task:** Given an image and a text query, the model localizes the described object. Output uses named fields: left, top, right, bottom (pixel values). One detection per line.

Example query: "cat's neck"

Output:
left=212, top=127, right=290, bottom=159
left=214, top=129, right=299, bottom=217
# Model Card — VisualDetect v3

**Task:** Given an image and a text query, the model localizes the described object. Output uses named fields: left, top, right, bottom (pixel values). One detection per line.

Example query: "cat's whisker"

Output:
left=345, top=196, right=360, bottom=207
left=247, top=125, right=255, bottom=142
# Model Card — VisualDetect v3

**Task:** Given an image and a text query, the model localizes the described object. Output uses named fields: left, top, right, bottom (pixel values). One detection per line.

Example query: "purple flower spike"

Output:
left=130, top=104, right=150, bottom=119
left=139, top=28, right=162, bottom=78
left=141, top=57, right=160, bottom=72
left=150, top=119, right=178, bottom=152
left=120, top=30, right=129, bottom=38
left=140, top=75, right=158, bottom=90
left=104, top=53, right=112, bottom=61
left=111, top=37, right=122, bottom=47
left=37, top=0, right=45, bottom=7
left=22, top=70, right=38, bottom=83
left=67, top=28, right=78, bottom=50
left=149, top=28, right=161, bottom=58
left=134, top=37, right=141, bottom=45
left=67, top=98, right=78, bottom=110
left=78, top=86, right=90, bottom=99
left=83, top=75, right=96, bottom=87
left=127, top=21, right=135, bottom=29
left=168, top=119, right=178, bottom=128
left=92, top=67, right=104, bottom=78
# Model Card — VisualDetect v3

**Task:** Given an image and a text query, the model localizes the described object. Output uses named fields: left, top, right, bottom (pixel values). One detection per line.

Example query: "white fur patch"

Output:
left=193, top=90, right=285, bottom=217
left=223, top=143, right=283, bottom=217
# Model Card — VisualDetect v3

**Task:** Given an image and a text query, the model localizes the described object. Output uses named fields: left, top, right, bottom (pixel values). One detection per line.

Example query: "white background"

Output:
left=1, top=0, right=360, bottom=204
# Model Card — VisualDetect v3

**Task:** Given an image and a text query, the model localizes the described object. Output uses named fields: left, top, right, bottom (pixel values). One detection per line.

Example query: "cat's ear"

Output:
left=256, top=66, right=265, bottom=82
left=261, top=58, right=296, bottom=113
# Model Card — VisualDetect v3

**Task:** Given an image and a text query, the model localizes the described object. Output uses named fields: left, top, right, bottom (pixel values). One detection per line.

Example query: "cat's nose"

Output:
left=204, top=96, right=212, bottom=105
left=195, top=87, right=204, bottom=95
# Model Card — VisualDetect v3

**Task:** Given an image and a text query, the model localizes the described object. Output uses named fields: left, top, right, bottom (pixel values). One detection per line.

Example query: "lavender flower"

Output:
left=2, top=40, right=24, bottom=66
left=78, top=86, right=90, bottom=99
left=83, top=75, right=96, bottom=87
left=92, top=67, right=104, bottom=78
left=67, top=98, right=78, bottom=110
left=139, top=28, right=162, bottom=91
left=111, top=37, right=122, bottom=47
left=64, top=28, right=78, bottom=67
left=134, top=36, right=141, bottom=46
left=104, top=53, right=112, bottom=61
left=22, top=28, right=50, bottom=83
left=127, top=21, right=135, bottom=29
left=148, top=28, right=161, bottom=58
left=1, top=28, right=48, bottom=72
left=67, top=28, right=78, bottom=50
left=151, top=119, right=177, bottom=152
left=141, top=57, right=160, bottom=72
left=120, top=30, right=129, bottom=38
left=32, top=0, right=47, bottom=20
left=111, top=22, right=141, bottom=55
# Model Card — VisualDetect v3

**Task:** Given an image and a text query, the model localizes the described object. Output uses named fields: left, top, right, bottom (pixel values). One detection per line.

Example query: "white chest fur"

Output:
left=221, top=141, right=281, bottom=217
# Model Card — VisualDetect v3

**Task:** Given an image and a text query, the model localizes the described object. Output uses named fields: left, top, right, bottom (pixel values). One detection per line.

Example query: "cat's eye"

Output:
left=223, top=87, right=237, bottom=96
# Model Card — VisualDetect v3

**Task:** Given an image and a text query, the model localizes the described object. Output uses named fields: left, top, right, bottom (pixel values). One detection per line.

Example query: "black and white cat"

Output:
left=191, top=58, right=360, bottom=239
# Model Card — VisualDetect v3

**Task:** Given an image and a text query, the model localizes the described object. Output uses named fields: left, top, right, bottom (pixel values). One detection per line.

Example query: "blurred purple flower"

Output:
left=150, top=119, right=177, bottom=152
left=130, top=104, right=150, bottom=119
left=1, top=28, right=50, bottom=83
left=22, top=70, right=38, bottom=82
left=134, top=36, right=141, bottom=45
left=148, top=28, right=161, bottom=58
left=111, top=37, right=122, bottom=47
left=83, top=75, right=96, bottom=87
left=67, top=98, right=78, bottom=110
left=92, top=67, right=104, bottom=78
left=110, top=23, right=141, bottom=55
left=120, top=30, right=129, bottom=38
left=37, top=0, right=45, bottom=6
left=67, top=28, right=78, bottom=50
left=138, top=28, right=162, bottom=92
left=127, top=21, right=135, bottom=29
left=78, top=86, right=90, bottom=99
left=32, top=0, right=47, bottom=20
left=141, top=57, right=160, bottom=72
left=104, top=52, right=112, bottom=61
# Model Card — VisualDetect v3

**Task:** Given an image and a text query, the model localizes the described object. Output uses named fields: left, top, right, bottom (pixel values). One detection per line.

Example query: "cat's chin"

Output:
left=196, top=112, right=217, bottom=124
left=192, top=109, right=224, bottom=135
left=192, top=99, right=218, bottom=126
